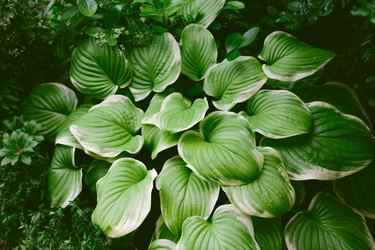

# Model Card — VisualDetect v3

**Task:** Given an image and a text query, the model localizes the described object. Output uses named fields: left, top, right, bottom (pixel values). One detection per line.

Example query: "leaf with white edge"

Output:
left=222, top=147, right=295, bottom=217
left=153, top=216, right=180, bottom=243
left=56, top=103, right=93, bottom=149
left=142, top=125, right=181, bottom=159
left=78, top=0, right=97, bottom=17
left=203, top=56, right=267, bottom=111
left=70, top=38, right=132, bottom=99
left=180, top=24, right=217, bottom=81
left=176, top=204, right=260, bottom=250
left=252, top=217, right=282, bottom=250
left=143, top=93, right=209, bottom=133
left=128, top=33, right=181, bottom=101
left=149, top=239, right=177, bottom=250
left=178, top=111, right=263, bottom=186
left=156, top=156, right=220, bottom=236
left=179, top=0, right=226, bottom=28
left=24, top=83, right=78, bottom=140
left=285, top=192, right=375, bottom=250
left=48, top=145, right=82, bottom=208
left=70, top=95, right=144, bottom=158
left=143, top=94, right=166, bottom=124
left=334, top=164, right=375, bottom=219
left=92, top=158, right=157, bottom=238
left=262, top=102, right=374, bottom=180
left=258, top=31, right=335, bottom=82
left=242, top=89, right=312, bottom=139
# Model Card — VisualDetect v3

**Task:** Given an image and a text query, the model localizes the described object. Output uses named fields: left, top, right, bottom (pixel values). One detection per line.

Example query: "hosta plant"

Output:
left=21, top=2, right=375, bottom=249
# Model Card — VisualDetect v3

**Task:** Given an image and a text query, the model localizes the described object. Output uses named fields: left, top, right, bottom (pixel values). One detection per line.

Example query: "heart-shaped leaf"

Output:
left=262, top=102, right=374, bottom=180
left=70, top=38, right=132, bottom=99
left=180, top=24, right=217, bottom=81
left=128, top=33, right=181, bottom=101
left=252, top=217, right=282, bottom=250
left=178, top=111, right=263, bottom=186
left=92, top=158, right=157, bottom=238
left=48, top=145, right=82, bottom=208
left=285, top=192, right=375, bottom=250
left=258, top=31, right=335, bottom=82
left=203, top=56, right=267, bottom=110
left=156, top=156, right=220, bottom=235
left=222, top=147, right=295, bottom=217
left=78, top=0, right=97, bottom=17
left=70, top=95, right=144, bottom=158
left=242, top=90, right=312, bottom=139
left=24, top=83, right=78, bottom=140
left=175, top=204, right=259, bottom=250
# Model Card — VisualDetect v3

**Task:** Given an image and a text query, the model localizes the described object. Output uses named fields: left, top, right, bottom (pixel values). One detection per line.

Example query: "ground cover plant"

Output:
left=1, top=0, right=375, bottom=249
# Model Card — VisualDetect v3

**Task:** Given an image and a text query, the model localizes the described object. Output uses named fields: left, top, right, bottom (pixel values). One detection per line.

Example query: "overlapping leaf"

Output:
left=92, top=158, right=157, bottom=238
left=285, top=192, right=375, bottom=250
left=156, top=156, right=220, bottom=236
left=70, top=95, right=144, bottom=158
left=258, top=31, right=335, bottom=82
left=180, top=24, right=217, bottom=81
left=252, top=217, right=283, bottom=250
left=242, top=90, right=312, bottom=138
left=222, top=147, right=295, bottom=217
left=84, top=160, right=111, bottom=195
left=262, top=102, right=374, bottom=180
left=176, top=205, right=259, bottom=250
left=70, top=38, right=132, bottom=99
left=203, top=57, right=267, bottom=110
left=24, top=83, right=78, bottom=139
left=128, top=33, right=181, bottom=101
left=178, top=111, right=263, bottom=185
left=149, top=239, right=177, bottom=250
left=48, top=145, right=82, bottom=208
left=153, top=216, right=180, bottom=243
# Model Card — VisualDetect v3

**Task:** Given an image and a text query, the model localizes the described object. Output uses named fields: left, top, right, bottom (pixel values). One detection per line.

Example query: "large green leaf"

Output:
left=48, top=145, right=82, bottom=208
left=128, top=33, right=181, bottom=101
left=56, top=103, right=93, bottom=149
left=180, top=24, right=217, bottom=81
left=242, top=90, right=312, bottom=139
left=78, top=0, right=97, bottom=16
left=178, top=111, right=263, bottom=185
left=24, top=83, right=78, bottom=140
left=142, top=93, right=209, bottom=133
left=262, top=102, right=374, bottom=180
left=252, top=217, right=283, bottom=250
left=70, top=95, right=144, bottom=158
left=156, top=156, right=220, bottom=236
left=179, top=0, right=226, bottom=28
left=70, top=38, right=132, bottom=99
left=258, top=31, right=335, bottom=82
left=222, top=147, right=295, bottom=217
left=203, top=56, right=267, bottom=110
left=175, top=204, right=259, bottom=250
left=92, top=158, right=157, bottom=238
left=334, top=164, right=375, bottom=219
left=285, top=192, right=375, bottom=250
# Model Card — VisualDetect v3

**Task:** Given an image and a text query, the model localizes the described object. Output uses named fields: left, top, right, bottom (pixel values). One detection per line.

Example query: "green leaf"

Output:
left=239, top=27, right=259, bottom=49
left=149, top=239, right=177, bottom=250
left=252, top=217, right=283, bottom=250
left=56, top=103, right=93, bottom=149
left=142, top=93, right=209, bottom=133
left=48, top=145, right=82, bottom=208
left=179, top=0, right=226, bottom=28
left=222, top=147, right=295, bottom=217
left=175, top=205, right=259, bottom=250
left=285, top=192, right=375, bottom=250
left=226, top=50, right=241, bottom=61
left=24, top=83, right=78, bottom=140
left=84, top=160, right=111, bottom=195
left=334, top=164, right=375, bottom=219
left=262, top=102, right=374, bottom=180
left=70, top=38, right=132, bottom=99
left=242, top=89, right=312, bottom=139
left=92, top=158, right=157, bottom=238
left=178, top=111, right=263, bottom=185
left=225, top=1, right=245, bottom=10
left=180, top=24, right=217, bottom=81
left=128, top=33, right=181, bottom=101
left=225, top=33, right=242, bottom=54
left=153, top=216, right=180, bottom=243
left=70, top=95, right=144, bottom=158
left=203, top=56, right=267, bottom=110
left=156, top=156, right=220, bottom=235
left=258, top=31, right=335, bottom=82
left=78, top=0, right=97, bottom=17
